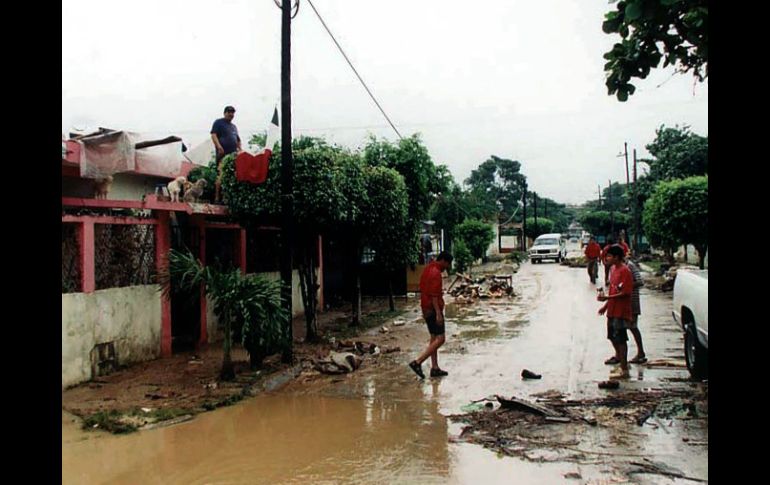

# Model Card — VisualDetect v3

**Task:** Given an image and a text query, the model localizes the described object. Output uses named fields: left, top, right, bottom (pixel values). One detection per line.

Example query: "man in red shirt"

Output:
left=409, top=251, right=453, bottom=379
left=597, top=245, right=634, bottom=379
left=600, top=238, right=615, bottom=287
left=584, top=236, right=602, bottom=284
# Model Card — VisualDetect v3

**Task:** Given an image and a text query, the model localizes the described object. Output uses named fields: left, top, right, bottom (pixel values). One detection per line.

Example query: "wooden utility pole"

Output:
left=521, top=185, right=527, bottom=251
left=624, top=142, right=630, bottom=186
left=533, top=192, right=538, bottom=236
left=608, top=179, right=614, bottom=237
left=633, top=149, right=640, bottom=251
left=280, top=0, right=294, bottom=362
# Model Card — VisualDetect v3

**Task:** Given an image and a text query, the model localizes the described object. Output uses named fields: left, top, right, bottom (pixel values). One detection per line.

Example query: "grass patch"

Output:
left=82, top=410, right=138, bottom=434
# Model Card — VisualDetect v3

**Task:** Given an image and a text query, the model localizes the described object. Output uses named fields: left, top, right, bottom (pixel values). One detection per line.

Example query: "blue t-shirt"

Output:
left=210, top=118, right=240, bottom=155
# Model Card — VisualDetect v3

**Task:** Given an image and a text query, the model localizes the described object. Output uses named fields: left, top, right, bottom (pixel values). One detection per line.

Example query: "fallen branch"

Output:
left=628, top=460, right=707, bottom=483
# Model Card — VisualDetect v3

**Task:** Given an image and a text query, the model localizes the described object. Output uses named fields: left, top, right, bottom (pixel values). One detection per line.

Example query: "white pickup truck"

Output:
left=672, top=269, right=708, bottom=379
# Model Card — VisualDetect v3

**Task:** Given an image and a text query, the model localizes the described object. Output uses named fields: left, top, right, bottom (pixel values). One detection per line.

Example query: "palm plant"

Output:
left=158, top=249, right=288, bottom=380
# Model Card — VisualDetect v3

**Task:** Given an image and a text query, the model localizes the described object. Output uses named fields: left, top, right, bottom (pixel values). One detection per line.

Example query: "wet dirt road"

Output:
left=63, top=254, right=707, bottom=484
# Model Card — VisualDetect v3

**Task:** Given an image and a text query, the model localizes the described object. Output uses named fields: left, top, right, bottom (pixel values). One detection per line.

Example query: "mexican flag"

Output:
left=235, top=107, right=279, bottom=184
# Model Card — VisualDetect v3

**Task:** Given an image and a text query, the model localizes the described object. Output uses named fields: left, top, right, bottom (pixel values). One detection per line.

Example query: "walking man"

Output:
left=584, top=236, right=602, bottom=284
left=409, top=251, right=453, bottom=379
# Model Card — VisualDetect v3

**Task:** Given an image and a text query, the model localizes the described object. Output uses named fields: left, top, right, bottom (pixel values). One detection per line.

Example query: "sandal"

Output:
left=629, top=356, right=648, bottom=364
left=604, top=356, right=619, bottom=365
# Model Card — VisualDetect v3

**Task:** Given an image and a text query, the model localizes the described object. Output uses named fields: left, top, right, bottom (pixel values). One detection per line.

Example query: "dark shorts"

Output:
left=606, top=317, right=629, bottom=344
left=423, top=309, right=445, bottom=336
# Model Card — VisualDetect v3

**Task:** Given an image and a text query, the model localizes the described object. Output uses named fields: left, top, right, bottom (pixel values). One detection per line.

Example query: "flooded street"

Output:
left=63, top=249, right=708, bottom=484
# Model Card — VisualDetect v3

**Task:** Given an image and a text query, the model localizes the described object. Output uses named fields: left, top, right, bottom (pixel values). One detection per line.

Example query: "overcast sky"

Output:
left=62, top=0, right=707, bottom=205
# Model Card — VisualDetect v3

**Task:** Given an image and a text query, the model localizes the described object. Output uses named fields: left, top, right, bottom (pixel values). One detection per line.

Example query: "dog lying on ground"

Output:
left=167, top=176, right=187, bottom=202
left=93, top=176, right=113, bottom=199
left=183, top=179, right=207, bottom=203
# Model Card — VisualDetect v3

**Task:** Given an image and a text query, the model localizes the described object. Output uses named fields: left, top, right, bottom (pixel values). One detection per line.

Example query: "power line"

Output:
left=306, top=0, right=403, bottom=140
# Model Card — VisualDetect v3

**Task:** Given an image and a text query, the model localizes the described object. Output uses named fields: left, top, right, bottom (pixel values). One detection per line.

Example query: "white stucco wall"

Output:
left=62, top=285, right=161, bottom=388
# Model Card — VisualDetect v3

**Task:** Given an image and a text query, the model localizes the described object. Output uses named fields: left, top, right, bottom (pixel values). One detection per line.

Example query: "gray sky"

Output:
left=62, top=0, right=707, bottom=205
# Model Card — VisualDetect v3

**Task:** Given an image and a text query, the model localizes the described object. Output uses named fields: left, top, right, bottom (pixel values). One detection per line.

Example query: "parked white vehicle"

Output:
left=672, top=269, right=708, bottom=379
left=529, top=233, right=567, bottom=264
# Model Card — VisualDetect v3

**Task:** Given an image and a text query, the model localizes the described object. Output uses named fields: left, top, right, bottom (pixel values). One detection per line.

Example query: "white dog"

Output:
left=167, top=176, right=187, bottom=203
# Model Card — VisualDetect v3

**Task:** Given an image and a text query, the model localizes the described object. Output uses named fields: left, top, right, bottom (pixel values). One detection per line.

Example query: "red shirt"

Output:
left=607, top=263, right=633, bottom=321
left=420, top=261, right=444, bottom=311
left=619, top=241, right=630, bottom=256
left=584, top=242, right=601, bottom=259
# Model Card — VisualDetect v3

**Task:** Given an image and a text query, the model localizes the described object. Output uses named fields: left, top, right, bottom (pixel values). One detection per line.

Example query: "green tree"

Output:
left=159, top=249, right=288, bottom=379
left=643, top=176, right=708, bottom=268
left=363, top=166, right=413, bottom=311
left=219, top=136, right=364, bottom=340
left=524, top=217, right=554, bottom=239
left=602, top=0, right=708, bottom=101
left=430, top=183, right=468, bottom=252
left=452, top=238, right=473, bottom=274
left=455, top=219, right=495, bottom=272
left=363, top=134, right=443, bottom=224
left=579, top=211, right=631, bottom=240
left=464, top=155, right=527, bottom=221
left=643, top=124, right=708, bottom=181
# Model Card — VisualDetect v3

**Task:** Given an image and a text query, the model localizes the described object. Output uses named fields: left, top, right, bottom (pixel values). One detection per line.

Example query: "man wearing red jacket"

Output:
left=597, top=245, right=634, bottom=379
left=409, top=251, right=453, bottom=379
left=584, top=236, right=602, bottom=284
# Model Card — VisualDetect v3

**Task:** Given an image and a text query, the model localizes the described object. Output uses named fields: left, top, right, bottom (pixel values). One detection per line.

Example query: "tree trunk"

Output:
left=298, top=241, right=318, bottom=342
left=388, top=273, right=395, bottom=312
left=350, top=244, right=361, bottom=327
left=220, top=315, right=235, bottom=381
left=250, top=348, right=265, bottom=370
left=695, top=244, right=707, bottom=270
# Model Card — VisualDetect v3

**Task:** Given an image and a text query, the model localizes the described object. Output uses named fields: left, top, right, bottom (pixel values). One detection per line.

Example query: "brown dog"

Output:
left=93, top=176, right=113, bottom=199
left=183, top=179, right=207, bottom=203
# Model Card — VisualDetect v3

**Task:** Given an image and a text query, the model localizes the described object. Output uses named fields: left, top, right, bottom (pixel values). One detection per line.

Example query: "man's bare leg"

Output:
left=630, top=328, right=646, bottom=360
left=416, top=334, right=445, bottom=365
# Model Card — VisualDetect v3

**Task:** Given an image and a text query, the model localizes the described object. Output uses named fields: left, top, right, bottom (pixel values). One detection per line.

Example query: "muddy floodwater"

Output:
left=63, top=247, right=707, bottom=484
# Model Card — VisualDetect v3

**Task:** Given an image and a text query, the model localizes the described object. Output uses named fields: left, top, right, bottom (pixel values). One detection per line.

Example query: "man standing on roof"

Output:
left=211, top=105, right=242, bottom=203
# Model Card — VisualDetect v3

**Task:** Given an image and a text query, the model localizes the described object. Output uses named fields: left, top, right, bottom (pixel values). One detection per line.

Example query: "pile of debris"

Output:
left=560, top=256, right=588, bottom=268
left=646, top=264, right=680, bottom=292
left=449, top=273, right=515, bottom=304
left=449, top=385, right=707, bottom=466
left=312, top=339, right=400, bottom=375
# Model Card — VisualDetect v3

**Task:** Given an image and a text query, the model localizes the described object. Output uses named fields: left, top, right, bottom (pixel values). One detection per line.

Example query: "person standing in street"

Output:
left=597, top=245, right=634, bottom=379
left=601, top=238, right=615, bottom=287
left=211, top=105, right=242, bottom=203
left=584, top=236, right=602, bottom=284
left=409, top=251, right=453, bottom=379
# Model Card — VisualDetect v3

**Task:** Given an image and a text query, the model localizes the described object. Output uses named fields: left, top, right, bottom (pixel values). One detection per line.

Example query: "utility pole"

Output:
left=633, top=149, right=640, bottom=252
left=533, top=192, right=538, bottom=237
left=608, top=179, right=614, bottom=238
left=521, top=185, right=527, bottom=251
left=280, top=0, right=294, bottom=363
left=598, top=185, right=602, bottom=208
left=624, top=142, right=630, bottom=186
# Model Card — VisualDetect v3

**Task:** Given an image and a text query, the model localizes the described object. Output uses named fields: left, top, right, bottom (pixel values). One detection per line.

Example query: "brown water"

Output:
left=63, top=249, right=707, bottom=484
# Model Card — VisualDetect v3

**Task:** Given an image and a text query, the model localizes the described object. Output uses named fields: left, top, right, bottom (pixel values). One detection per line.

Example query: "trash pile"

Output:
left=449, top=273, right=515, bottom=304
left=560, top=256, right=588, bottom=268
left=449, top=385, right=707, bottom=465
left=312, top=340, right=400, bottom=375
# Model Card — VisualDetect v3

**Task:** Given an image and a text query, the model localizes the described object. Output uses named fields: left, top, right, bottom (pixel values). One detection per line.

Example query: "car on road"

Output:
left=529, top=233, right=567, bottom=263
left=672, top=269, right=708, bottom=379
